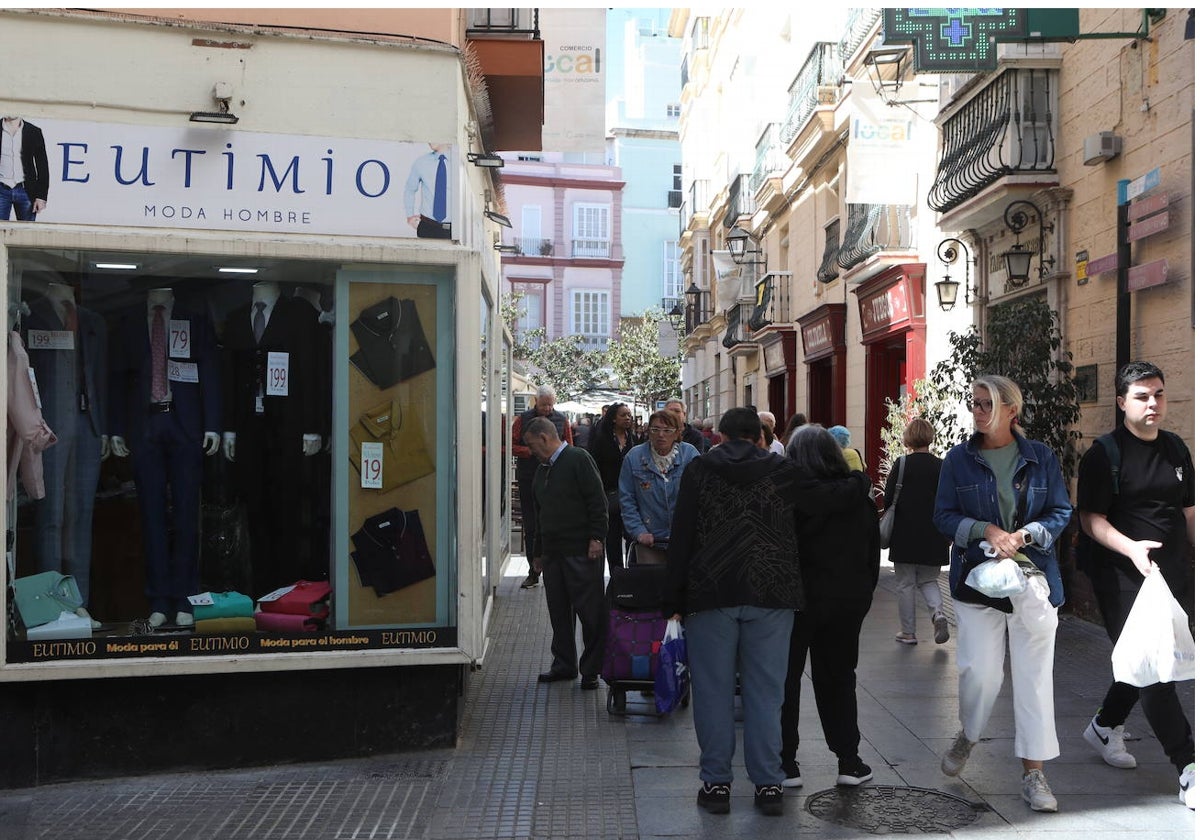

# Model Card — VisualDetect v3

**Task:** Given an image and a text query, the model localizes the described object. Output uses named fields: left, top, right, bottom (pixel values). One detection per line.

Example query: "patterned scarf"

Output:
left=650, top=442, right=679, bottom=476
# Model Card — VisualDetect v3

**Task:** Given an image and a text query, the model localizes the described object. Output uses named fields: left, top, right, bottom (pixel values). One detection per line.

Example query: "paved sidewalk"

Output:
left=0, top=555, right=1192, bottom=839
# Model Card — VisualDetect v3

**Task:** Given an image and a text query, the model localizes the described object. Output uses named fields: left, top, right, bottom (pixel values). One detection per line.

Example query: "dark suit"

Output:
left=0, top=120, right=49, bottom=220
left=221, top=296, right=321, bottom=595
left=25, top=297, right=107, bottom=605
left=109, top=306, right=221, bottom=615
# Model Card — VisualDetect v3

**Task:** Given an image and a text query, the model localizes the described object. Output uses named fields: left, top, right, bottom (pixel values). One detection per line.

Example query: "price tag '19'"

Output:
left=360, top=441, right=383, bottom=489
left=266, top=351, right=289, bottom=397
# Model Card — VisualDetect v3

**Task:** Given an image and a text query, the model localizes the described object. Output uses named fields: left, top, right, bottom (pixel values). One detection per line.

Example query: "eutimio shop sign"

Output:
left=17, top=118, right=458, bottom=239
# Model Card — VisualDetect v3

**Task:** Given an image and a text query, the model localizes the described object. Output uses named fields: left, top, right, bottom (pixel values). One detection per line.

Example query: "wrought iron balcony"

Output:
left=721, top=301, right=754, bottom=349
left=571, top=239, right=611, bottom=259
left=750, top=124, right=788, bottom=196
left=817, top=221, right=841, bottom=284
left=782, top=42, right=840, bottom=147
left=722, top=174, right=757, bottom=229
left=684, top=290, right=711, bottom=335
left=747, top=273, right=791, bottom=332
left=514, top=237, right=554, bottom=256
left=679, top=179, right=711, bottom=236
left=839, top=8, right=881, bottom=65
left=466, top=8, right=539, bottom=35
left=836, top=204, right=914, bottom=271
left=928, top=68, right=1058, bottom=212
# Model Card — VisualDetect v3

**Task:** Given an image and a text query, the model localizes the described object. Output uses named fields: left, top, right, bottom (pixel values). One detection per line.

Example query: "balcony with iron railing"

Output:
left=928, top=67, right=1058, bottom=213
left=514, top=237, right=554, bottom=257
left=722, top=174, right=757, bottom=229
left=750, top=123, right=789, bottom=197
left=571, top=239, right=612, bottom=259
left=679, top=179, right=711, bottom=236
left=684, top=290, right=711, bottom=335
left=721, top=301, right=755, bottom=350
left=836, top=204, right=915, bottom=272
left=466, top=8, right=539, bottom=35
left=747, top=273, right=793, bottom=333
left=782, top=42, right=840, bottom=147
left=838, top=8, right=881, bottom=65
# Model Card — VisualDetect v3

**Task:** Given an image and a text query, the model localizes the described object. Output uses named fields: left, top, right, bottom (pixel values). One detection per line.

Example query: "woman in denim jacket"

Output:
left=618, top=409, right=699, bottom=563
left=933, top=375, right=1072, bottom=814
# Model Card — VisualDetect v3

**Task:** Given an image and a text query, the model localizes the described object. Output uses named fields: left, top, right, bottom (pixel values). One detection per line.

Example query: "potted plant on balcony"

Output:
left=538, top=240, right=554, bottom=256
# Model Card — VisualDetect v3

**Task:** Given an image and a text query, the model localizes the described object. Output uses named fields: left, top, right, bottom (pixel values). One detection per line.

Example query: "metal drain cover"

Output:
left=805, top=785, right=987, bottom=834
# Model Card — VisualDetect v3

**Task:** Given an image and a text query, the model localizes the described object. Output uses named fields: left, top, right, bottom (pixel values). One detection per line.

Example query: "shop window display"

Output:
left=5, top=252, right=457, bottom=663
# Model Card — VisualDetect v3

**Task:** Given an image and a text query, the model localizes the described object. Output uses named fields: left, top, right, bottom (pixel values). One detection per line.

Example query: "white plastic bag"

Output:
left=1111, top=568, right=1196, bottom=687
left=965, top=556, right=1027, bottom=598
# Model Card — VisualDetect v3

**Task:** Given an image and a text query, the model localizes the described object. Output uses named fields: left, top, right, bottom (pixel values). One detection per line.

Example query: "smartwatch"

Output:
left=1021, top=530, right=1034, bottom=547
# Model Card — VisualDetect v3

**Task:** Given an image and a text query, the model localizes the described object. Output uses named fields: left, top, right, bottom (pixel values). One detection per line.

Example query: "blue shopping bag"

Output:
left=654, top=618, right=689, bottom=714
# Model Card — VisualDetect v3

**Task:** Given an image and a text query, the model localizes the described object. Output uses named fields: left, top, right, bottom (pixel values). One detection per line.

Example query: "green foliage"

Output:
left=527, top=334, right=605, bottom=399
left=926, top=296, right=1082, bottom=478
left=607, top=309, right=682, bottom=416
left=876, top=379, right=958, bottom=491
left=500, top=291, right=540, bottom=360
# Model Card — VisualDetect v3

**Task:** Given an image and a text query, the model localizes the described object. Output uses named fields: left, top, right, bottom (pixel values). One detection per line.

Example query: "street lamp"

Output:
left=667, top=303, right=685, bottom=334
left=935, top=237, right=977, bottom=311
left=726, top=226, right=765, bottom=267
left=1002, top=200, right=1055, bottom=289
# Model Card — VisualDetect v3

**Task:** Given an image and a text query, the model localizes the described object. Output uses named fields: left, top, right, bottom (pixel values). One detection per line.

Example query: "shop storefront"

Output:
left=1, top=12, right=509, bottom=787
left=796, top=303, right=848, bottom=428
left=853, top=265, right=927, bottom=486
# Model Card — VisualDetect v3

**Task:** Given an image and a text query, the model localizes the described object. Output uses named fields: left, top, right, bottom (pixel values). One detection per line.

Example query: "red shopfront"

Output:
left=853, top=265, right=927, bottom=487
left=796, top=304, right=847, bottom=427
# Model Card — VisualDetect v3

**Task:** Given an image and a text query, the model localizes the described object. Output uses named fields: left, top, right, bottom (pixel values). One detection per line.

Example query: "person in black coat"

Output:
left=883, top=418, right=950, bottom=645
left=780, top=424, right=881, bottom=790
left=588, top=402, right=638, bottom=575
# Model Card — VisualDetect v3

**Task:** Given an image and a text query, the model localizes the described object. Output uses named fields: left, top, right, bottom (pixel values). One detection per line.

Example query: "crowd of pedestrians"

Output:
left=514, top=361, right=1194, bottom=818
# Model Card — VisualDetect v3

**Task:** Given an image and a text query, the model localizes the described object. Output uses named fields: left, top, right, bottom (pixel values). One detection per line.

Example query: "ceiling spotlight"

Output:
left=94, top=262, right=139, bottom=271
left=217, top=266, right=259, bottom=274
left=468, top=152, right=505, bottom=169
left=484, top=210, right=512, bottom=228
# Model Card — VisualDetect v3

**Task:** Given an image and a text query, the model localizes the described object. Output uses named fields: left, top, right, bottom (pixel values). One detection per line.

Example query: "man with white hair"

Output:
left=511, top=385, right=573, bottom=588
left=666, top=398, right=710, bottom=453
left=759, top=411, right=785, bottom=455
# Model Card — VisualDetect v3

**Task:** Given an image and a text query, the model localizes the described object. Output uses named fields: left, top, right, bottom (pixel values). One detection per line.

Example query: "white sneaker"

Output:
left=941, top=730, right=975, bottom=777
left=147, top=611, right=167, bottom=628
left=175, top=611, right=195, bottom=627
left=1180, top=763, right=1197, bottom=809
left=1083, top=716, right=1137, bottom=768
left=1021, top=769, right=1058, bottom=812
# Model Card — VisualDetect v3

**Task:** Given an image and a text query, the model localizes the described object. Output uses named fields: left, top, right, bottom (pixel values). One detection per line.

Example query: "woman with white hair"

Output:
left=933, top=375, right=1072, bottom=813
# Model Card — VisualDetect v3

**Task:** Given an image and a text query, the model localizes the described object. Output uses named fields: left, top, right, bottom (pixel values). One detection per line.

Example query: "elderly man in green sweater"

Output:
left=524, top=415, right=609, bottom=690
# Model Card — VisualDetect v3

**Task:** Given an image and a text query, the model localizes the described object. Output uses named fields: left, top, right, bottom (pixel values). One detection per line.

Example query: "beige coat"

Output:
left=7, top=330, right=56, bottom=499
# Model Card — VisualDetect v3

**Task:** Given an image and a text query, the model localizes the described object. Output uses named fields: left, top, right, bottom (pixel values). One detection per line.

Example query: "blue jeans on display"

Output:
left=34, top=408, right=103, bottom=606
left=0, top=183, right=35, bottom=220
left=687, top=606, right=794, bottom=787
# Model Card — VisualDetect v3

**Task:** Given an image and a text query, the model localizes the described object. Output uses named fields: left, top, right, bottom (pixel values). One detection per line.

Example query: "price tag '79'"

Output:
left=360, top=441, right=383, bottom=489
left=169, top=319, right=191, bottom=359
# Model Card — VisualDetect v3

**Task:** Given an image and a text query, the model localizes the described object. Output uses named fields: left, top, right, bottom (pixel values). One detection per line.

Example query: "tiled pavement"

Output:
left=0, top=554, right=1192, bottom=839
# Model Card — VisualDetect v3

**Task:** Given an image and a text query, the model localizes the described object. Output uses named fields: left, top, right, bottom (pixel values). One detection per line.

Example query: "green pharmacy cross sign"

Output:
left=884, top=9, right=1079, bottom=73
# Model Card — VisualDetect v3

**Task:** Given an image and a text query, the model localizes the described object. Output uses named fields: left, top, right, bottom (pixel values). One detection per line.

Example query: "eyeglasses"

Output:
left=647, top=427, right=675, bottom=436
left=968, top=398, right=995, bottom=412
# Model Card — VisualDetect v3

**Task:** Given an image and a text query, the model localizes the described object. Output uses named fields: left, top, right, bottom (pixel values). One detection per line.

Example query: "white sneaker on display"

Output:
left=147, top=611, right=167, bottom=628
left=175, top=612, right=195, bottom=627
left=1083, top=715, right=1137, bottom=768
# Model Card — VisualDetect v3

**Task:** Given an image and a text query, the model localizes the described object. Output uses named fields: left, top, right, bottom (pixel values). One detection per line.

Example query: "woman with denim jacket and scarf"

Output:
left=617, top=409, right=699, bottom=561
left=933, top=375, right=1073, bottom=813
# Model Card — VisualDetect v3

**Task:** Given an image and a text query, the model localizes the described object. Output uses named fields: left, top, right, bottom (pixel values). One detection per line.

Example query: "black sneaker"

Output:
left=520, top=572, right=540, bottom=589
left=781, top=760, right=803, bottom=789
left=754, top=784, right=784, bottom=816
left=835, top=757, right=873, bottom=786
left=696, top=782, right=731, bottom=814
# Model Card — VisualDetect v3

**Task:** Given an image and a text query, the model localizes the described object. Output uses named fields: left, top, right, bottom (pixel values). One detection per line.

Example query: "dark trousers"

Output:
left=1092, top=562, right=1195, bottom=773
left=603, top=492, right=625, bottom=577
left=516, top=467, right=538, bottom=563
left=542, top=552, right=606, bottom=678
left=233, top=419, right=304, bottom=596
left=131, top=412, right=203, bottom=615
left=781, top=596, right=873, bottom=765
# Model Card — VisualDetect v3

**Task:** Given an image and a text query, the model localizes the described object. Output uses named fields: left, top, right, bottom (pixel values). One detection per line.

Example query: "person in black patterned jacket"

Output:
left=663, top=407, right=805, bottom=818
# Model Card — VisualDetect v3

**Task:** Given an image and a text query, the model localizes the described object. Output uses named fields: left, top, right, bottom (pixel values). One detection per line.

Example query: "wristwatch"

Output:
left=1021, top=530, right=1034, bottom=546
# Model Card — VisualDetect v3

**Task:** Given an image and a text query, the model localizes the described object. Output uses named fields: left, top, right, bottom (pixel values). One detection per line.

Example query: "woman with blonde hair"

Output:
left=933, top=375, right=1072, bottom=812
left=884, top=417, right=950, bottom=645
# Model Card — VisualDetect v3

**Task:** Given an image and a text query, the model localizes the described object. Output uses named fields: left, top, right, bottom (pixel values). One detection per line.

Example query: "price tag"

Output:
left=168, top=320, right=191, bottom=359
left=27, top=368, right=42, bottom=410
left=187, top=592, right=215, bottom=607
left=26, top=329, right=74, bottom=351
left=266, top=351, right=289, bottom=397
left=167, top=360, right=199, bottom=383
left=360, top=441, right=383, bottom=489
left=258, top=584, right=297, bottom=603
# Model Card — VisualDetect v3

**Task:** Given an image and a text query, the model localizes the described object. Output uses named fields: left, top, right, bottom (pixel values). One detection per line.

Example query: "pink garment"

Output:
left=7, top=331, right=56, bottom=499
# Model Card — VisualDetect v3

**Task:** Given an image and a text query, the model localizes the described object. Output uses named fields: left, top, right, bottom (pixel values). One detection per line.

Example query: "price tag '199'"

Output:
left=360, top=441, right=383, bottom=489
left=266, top=351, right=289, bottom=397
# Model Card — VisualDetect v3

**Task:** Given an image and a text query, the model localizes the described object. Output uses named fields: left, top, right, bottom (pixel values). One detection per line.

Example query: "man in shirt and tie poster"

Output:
left=404, top=143, right=453, bottom=240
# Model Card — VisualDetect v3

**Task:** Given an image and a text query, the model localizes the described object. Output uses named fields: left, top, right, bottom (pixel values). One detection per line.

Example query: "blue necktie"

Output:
left=432, top=154, right=447, bottom=222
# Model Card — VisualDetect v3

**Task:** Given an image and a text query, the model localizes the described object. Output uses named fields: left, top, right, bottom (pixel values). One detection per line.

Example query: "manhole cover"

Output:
left=805, top=785, right=987, bottom=834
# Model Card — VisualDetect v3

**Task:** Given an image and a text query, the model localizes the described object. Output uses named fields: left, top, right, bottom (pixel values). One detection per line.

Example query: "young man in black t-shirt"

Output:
left=1077, top=360, right=1195, bottom=808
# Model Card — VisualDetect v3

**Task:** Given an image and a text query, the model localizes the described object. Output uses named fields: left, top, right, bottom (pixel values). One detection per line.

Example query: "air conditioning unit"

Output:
left=1083, top=131, right=1122, bottom=166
